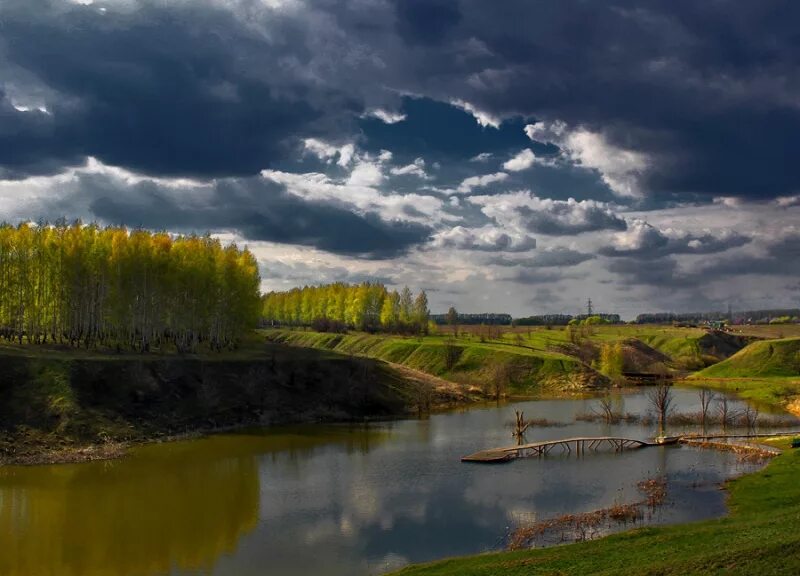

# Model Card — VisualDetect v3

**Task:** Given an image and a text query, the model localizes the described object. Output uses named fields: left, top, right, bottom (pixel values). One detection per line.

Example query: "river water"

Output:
left=0, top=388, right=783, bottom=576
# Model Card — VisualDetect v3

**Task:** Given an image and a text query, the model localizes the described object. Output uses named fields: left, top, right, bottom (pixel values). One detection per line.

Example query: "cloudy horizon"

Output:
left=2, top=0, right=799, bottom=318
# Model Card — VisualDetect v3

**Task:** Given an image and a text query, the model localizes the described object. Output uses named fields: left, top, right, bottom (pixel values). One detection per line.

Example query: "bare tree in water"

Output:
left=742, top=404, right=760, bottom=434
left=593, top=395, right=617, bottom=424
left=699, top=389, right=716, bottom=434
left=717, top=397, right=734, bottom=432
left=647, top=383, right=674, bottom=436
left=512, top=410, right=530, bottom=445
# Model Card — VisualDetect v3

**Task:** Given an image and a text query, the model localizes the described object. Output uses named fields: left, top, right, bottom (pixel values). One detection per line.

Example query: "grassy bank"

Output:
left=263, top=329, right=607, bottom=394
left=0, top=338, right=474, bottom=465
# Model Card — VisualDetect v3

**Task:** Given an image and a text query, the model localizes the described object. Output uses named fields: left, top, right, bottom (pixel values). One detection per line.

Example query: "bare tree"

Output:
left=699, top=389, right=716, bottom=434
left=742, top=404, right=760, bottom=434
left=647, top=383, right=674, bottom=436
left=512, top=410, right=530, bottom=445
left=593, top=395, right=617, bottom=424
left=717, top=397, right=735, bottom=432
left=487, top=362, right=512, bottom=400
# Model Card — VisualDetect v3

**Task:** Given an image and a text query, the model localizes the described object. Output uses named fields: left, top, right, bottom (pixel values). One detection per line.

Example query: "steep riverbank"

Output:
left=0, top=343, right=476, bottom=465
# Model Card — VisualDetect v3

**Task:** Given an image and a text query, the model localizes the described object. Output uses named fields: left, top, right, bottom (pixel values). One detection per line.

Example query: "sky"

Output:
left=1, top=0, right=799, bottom=318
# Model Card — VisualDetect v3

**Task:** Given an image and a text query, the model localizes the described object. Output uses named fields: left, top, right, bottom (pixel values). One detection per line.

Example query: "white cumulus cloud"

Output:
left=503, top=149, right=536, bottom=172
left=525, top=121, right=648, bottom=197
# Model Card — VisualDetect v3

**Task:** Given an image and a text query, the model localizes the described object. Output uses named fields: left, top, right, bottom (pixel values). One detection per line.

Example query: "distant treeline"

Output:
left=0, top=222, right=261, bottom=351
left=635, top=309, right=800, bottom=324
left=261, top=283, right=430, bottom=333
left=515, top=313, right=621, bottom=326
left=430, top=312, right=512, bottom=326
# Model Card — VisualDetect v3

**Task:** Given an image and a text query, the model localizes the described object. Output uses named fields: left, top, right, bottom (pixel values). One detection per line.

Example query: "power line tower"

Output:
left=586, top=298, right=594, bottom=316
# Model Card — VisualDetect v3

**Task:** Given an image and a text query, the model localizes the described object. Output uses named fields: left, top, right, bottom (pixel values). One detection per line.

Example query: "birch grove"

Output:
left=0, top=222, right=261, bottom=352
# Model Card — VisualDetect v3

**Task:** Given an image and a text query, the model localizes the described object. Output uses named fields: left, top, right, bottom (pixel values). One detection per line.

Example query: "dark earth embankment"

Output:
left=0, top=344, right=472, bottom=465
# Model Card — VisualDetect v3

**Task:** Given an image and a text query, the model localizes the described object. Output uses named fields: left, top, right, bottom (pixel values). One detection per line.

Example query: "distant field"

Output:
left=436, top=323, right=705, bottom=348
left=727, top=324, right=800, bottom=339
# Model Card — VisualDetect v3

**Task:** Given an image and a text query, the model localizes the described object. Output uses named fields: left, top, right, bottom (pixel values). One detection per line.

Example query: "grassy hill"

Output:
left=264, top=330, right=607, bottom=394
left=265, top=325, right=750, bottom=392
left=692, top=337, right=800, bottom=378
left=684, top=337, right=800, bottom=408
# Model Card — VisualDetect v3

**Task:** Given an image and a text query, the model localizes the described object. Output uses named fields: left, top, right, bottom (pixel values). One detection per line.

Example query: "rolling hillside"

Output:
left=692, top=337, right=800, bottom=378
left=264, top=330, right=608, bottom=393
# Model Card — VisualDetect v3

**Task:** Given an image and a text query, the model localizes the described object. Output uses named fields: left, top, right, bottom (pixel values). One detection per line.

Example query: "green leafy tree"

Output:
left=399, top=286, right=414, bottom=327
left=446, top=306, right=459, bottom=336
left=380, top=290, right=400, bottom=330
left=413, top=290, right=430, bottom=334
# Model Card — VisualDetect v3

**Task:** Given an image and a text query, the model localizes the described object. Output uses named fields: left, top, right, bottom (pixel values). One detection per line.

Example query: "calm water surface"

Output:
left=0, top=388, right=785, bottom=576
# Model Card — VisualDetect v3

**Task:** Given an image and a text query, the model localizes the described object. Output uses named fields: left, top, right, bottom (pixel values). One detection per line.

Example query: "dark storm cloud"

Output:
left=0, top=0, right=328, bottom=178
left=696, top=232, right=800, bottom=278
left=395, top=0, right=462, bottom=45
left=490, top=247, right=594, bottom=268
left=526, top=286, right=570, bottom=312
left=438, top=1, right=800, bottom=200
left=3, top=0, right=800, bottom=201
left=606, top=257, right=683, bottom=288
left=518, top=204, right=627, bottom=235
left=431, top=226, right=536, bottom=252
left=598, top=221, right=751, bottom=259
left=604, top=230, right=800, bottom=288
left=68, top=173, right=431, bottom=258
left=262, top=261, right=395, bottom=286
left=0, top=92, right=86, bottom=178
left=372, top=1, right=800, bottom=201
left=509, top=269, right=588, bottom=285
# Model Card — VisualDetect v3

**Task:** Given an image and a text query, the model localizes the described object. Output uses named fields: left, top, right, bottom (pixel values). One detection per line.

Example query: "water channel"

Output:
left=0, top=388, right=788, bottom=576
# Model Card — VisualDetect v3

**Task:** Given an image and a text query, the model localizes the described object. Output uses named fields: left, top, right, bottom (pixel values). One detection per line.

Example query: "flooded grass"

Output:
left=574, top=409, right=799, bottom=430
left=508, top=476, right=668, bottom=550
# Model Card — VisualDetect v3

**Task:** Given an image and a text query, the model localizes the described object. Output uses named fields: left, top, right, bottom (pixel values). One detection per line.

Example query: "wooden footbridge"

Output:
left=462, top=436, right=674, bottom=463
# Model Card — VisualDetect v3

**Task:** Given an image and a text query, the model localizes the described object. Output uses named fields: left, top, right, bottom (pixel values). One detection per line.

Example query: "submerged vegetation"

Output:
left=0, top=222, right=261, bottom=352
left=508, top=477, right=668, bottom=550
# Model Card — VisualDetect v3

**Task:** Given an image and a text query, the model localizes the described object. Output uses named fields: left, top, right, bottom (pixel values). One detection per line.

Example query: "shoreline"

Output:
left=392, top=392, right=800, bottom=575
left=6, top=383, right=796, bottom=469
